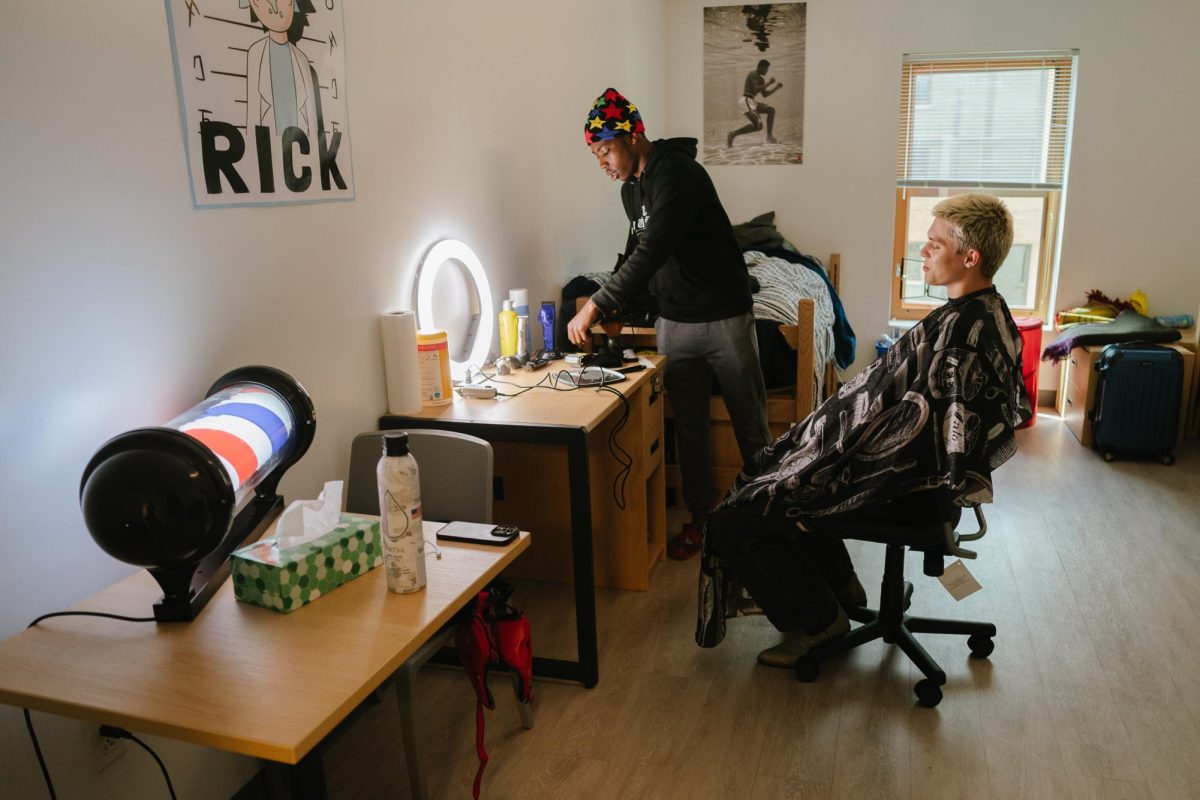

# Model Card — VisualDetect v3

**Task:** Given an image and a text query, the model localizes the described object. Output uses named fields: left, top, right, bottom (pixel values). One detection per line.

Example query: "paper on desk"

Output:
left=272, top=481, right=344, bottom=549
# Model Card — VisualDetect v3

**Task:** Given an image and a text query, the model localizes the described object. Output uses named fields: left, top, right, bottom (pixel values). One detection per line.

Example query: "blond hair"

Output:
left=931, top=194, right=1014, bottom=279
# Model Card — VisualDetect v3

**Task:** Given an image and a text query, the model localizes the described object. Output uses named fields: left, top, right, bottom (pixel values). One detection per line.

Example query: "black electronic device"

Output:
left=436, top=521, right=520, bottom=546
left=564, top=366, right=627, bottom=387
left=523, top=354, right=552, bottom=371
left=590, top=349, right=624, bottom=368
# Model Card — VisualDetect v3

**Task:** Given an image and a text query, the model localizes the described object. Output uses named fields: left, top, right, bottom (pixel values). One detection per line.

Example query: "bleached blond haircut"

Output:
left=932, top=194, right=1014, bottom=279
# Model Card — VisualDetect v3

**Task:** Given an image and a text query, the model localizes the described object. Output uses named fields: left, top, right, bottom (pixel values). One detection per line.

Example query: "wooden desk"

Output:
left=380, top=357, right=667, bottom=689
left=0, top=522, right=528, bottom=796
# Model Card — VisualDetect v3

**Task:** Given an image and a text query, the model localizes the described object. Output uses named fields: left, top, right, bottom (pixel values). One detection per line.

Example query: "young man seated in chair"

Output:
left=696, top=194, right=1032, bottom=667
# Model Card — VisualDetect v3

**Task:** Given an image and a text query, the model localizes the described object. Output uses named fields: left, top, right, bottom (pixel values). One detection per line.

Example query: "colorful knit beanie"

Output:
left=585, top=88, right=645, bottom=145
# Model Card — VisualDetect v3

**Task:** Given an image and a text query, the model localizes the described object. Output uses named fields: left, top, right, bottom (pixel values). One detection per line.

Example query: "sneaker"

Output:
left=834, top=573, right=868, bottom=610
left=667, top=523, right=704, bottom=561
left=765, top=136, right=779, bottom=144
left=757, top=606, right=850, bottom=669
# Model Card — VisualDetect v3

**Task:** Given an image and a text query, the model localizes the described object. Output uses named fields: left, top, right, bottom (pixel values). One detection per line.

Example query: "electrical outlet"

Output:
left=97, top=730, right=127, bottom=773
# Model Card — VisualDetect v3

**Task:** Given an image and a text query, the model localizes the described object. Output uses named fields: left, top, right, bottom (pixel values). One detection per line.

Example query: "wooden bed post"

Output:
left=795, top=298, right=816, bottom=421
left=823, top=253, right=842, bottom=402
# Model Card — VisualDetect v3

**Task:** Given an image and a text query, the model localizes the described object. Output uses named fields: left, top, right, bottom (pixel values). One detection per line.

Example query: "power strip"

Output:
left=459, top=385, right=497, bottom=399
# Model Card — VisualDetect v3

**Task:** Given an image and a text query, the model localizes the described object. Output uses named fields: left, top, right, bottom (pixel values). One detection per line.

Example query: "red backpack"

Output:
left=455, top=581, right=533, bottom=799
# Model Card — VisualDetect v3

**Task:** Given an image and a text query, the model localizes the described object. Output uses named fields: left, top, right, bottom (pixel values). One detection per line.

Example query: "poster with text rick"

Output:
left=165, top=0, right=355, bottom=207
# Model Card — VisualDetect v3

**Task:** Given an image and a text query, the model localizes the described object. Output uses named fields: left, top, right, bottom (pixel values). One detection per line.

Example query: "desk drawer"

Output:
left=640, top=370, right=664, bottom=434
left=643, top=418, right=664, bottom=474
left=1066, top=348, right=1095, bottom=397
left=1064, top=347, right=1099, bottom=446
left=1063, top=374, right=1090, bottom=445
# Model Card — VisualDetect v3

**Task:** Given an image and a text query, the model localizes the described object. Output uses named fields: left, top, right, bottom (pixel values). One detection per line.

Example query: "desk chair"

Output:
left=348, top=430, right=532, bottom=800
left=794, top=501, right=996, bottom=708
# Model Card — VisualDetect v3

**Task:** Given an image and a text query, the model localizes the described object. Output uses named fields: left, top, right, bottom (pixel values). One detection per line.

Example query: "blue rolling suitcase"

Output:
left=1091, top=343, right=1182, bottom=464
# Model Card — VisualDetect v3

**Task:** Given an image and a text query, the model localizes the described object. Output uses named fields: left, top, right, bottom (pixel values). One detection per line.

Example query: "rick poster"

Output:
left=165, top=0, right=355, bottom=207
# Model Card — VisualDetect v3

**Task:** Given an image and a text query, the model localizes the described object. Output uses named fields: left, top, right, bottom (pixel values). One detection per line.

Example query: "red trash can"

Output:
left=1013, top=316, right=1042, bottom=428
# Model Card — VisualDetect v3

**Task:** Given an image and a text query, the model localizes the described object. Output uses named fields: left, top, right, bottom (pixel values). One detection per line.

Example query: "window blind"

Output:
left=897, top=51, right=1077, bottom=190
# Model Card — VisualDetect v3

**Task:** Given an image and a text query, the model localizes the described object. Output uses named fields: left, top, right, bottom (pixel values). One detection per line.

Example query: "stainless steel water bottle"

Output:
left=377, top=433, right=426, bottom=593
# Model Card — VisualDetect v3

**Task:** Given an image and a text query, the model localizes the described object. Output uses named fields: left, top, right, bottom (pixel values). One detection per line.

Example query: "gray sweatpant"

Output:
left=655, top=312, right=771, bottom=517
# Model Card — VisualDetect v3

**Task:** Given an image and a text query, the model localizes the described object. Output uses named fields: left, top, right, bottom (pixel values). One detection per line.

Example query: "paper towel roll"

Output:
left=380, top=311, right=423, bottom=415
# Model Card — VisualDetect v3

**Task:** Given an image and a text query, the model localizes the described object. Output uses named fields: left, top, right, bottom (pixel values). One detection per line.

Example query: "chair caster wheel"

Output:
left=794, top=657, right=818, bottom=683
left=1102, top=451, right=1115, bottom=462
left=1162, top=453, right=1175, bottom=465
left=967, top=634, right=994, bottom=658
left=914, top=679, right=943, bottom=708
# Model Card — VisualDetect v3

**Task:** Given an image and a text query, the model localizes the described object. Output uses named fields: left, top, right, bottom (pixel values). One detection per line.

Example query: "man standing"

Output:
left=568, top=88, right=771, bottom=560
left=727, top=59, right=782, bottom=147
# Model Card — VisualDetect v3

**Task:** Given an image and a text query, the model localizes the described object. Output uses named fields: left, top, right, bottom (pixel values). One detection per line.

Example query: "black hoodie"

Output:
left=590, top=138, right=753, bottom=323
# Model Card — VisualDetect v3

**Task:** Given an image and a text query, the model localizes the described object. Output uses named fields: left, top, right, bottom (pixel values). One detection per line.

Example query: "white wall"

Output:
left=0, top=1, right=665, bottom=797
left=4, top=0, right=1198, bottom=795
left=665, top=0, right=1200, bottom=375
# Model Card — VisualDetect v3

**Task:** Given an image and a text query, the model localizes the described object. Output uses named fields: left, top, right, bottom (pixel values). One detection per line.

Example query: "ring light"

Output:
left=417, top=239, right=494, bottom=381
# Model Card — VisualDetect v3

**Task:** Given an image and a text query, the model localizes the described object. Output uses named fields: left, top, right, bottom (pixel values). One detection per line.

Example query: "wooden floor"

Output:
left=320, top=418, right=1200, bottom=800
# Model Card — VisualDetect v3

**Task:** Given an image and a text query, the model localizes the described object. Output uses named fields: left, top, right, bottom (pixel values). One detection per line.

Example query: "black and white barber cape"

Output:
left=696, top=286, right=1031, bottom=647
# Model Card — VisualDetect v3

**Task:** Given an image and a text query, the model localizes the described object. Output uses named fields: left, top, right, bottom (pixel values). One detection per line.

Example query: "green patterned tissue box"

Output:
left=231, top=513, right=382, bottom=613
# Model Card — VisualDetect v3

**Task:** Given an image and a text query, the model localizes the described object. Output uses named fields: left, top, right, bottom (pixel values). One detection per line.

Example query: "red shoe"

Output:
left=667, top=522, right=704, bottom=560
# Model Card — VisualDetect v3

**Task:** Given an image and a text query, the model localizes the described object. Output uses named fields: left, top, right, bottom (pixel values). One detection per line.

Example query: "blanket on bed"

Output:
left=757, top=247, right=856, bottom=370
left=696, top=286, right=1031, bottom=647
left=744, top=250, right=835, bottom=378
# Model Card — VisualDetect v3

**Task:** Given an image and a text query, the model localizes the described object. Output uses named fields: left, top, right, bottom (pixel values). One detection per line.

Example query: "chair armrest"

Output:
left=940, top=506, right=987, bottom=560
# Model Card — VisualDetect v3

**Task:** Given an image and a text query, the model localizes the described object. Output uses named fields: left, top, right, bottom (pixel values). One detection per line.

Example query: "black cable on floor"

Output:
left=23, top=611, right=156, bottom=799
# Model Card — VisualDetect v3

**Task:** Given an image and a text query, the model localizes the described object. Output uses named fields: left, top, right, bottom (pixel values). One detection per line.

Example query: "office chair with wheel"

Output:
left=347, top=429, right=532, bottom=800
left=794, top=495, right=996, bottom=708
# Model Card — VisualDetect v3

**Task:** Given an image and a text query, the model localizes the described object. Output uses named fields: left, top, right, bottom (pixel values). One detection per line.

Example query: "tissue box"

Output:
left=231, top=513, right=383, bottom=613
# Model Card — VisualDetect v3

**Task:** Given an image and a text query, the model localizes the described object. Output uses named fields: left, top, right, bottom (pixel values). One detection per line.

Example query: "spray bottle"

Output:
left=499, top=299, right=518, bottom=357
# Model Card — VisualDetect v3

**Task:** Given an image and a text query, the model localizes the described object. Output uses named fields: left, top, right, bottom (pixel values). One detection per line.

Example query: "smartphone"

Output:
left=435, top=521, right=519, bottom=546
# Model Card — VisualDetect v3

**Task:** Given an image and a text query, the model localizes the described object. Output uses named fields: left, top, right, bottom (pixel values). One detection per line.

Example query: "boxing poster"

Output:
left=164, top=0, right=355, bottom=207
left=703, top=3, right=806, bottom=166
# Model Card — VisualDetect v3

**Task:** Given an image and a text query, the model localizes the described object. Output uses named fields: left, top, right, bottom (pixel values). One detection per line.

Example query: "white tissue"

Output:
left=272, top=481, right=344, bottom=549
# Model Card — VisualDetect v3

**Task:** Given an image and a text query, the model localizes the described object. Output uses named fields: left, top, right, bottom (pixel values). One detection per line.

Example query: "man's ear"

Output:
left=964, top=247, right=981, bottom=270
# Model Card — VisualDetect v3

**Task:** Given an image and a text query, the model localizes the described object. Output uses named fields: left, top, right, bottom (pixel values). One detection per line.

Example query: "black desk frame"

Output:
left=379, top=415, right=599, bottom=688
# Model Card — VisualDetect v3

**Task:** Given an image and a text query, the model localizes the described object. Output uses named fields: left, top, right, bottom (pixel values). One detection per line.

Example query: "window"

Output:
left=891, top=51, right=1077, bottom=321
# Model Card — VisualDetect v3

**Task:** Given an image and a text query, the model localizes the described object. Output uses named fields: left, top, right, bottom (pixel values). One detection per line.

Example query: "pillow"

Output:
left=731, top=211, right=797, bottom=253
left=732, top=211, right=785, bottom=251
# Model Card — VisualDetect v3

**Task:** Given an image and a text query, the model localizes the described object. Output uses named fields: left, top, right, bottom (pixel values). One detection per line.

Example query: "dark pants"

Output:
left=707, top=496, right=852, bottom=634
left=655, top=312, right=770, bottom=517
